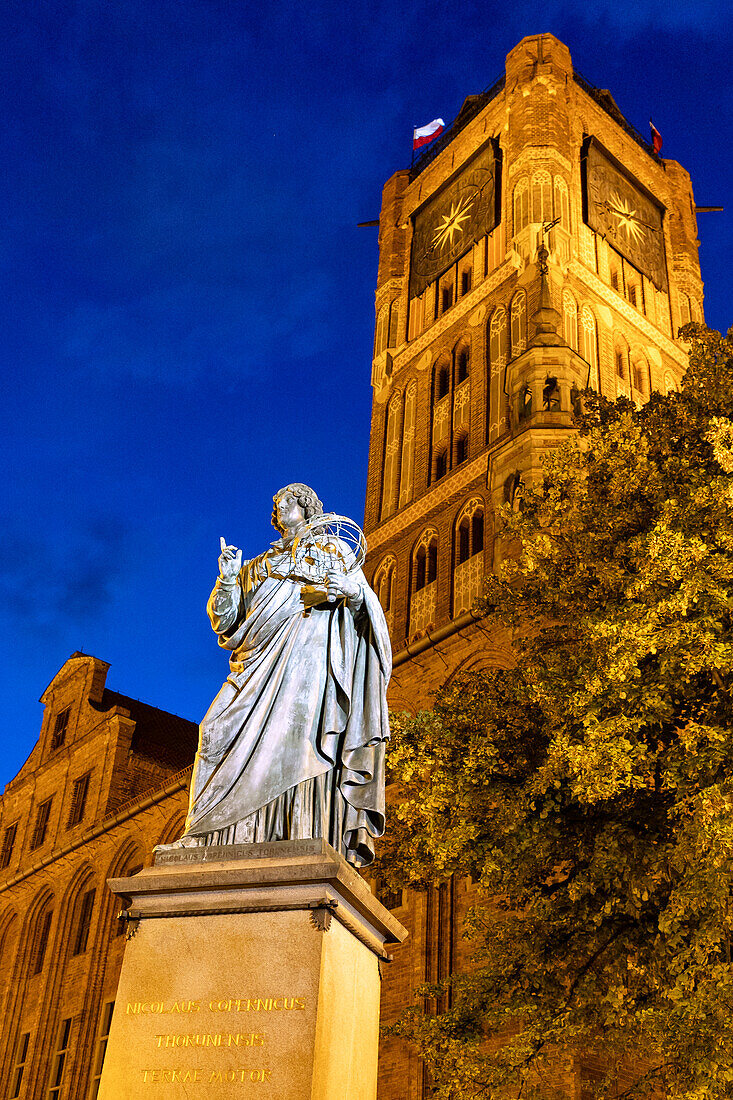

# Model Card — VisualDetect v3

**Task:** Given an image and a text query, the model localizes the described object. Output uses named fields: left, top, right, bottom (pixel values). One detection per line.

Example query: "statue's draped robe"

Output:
left=185, top=539, right=391, bottom=867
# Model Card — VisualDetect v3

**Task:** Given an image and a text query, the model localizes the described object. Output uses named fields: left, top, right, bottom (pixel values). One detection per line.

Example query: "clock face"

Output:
left=409, top=141, right=499, bottom=299
left=584, top=137, right=667, bottom=291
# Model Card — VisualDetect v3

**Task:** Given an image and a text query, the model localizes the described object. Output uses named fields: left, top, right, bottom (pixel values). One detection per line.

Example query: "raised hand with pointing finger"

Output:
left=218, top=536, right=242, bottom=582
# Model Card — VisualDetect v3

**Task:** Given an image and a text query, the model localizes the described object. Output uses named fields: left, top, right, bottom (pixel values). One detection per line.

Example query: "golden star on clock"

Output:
left=605, top=191, right=646, bottom=245
left=431, top=195, right=475, bottom=251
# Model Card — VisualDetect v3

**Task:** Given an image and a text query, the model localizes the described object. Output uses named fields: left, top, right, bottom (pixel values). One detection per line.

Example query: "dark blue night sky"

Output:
left=1, top=0, right=730, bottom=784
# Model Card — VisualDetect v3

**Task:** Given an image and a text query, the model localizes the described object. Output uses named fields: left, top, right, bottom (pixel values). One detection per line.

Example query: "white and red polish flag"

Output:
left=413, top=118, right=445, bottom=151
left=650, top=120, right=663, bottom=154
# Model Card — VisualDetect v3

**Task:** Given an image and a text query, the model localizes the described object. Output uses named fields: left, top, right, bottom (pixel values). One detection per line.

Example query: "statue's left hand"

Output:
left=325, top=571, right=361, bottom=603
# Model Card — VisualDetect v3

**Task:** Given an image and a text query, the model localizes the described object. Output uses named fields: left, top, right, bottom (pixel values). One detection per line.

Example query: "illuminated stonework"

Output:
left=364, top=32, right=704, bottom=1099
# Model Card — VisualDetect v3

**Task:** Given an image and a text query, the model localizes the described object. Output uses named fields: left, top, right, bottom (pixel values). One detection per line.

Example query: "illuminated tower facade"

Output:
left=365, top=33, right=704, bottom=1099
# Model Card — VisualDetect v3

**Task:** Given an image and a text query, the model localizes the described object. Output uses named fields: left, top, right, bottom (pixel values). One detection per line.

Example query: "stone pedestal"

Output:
left=98, top=839, right=407, bottom=1099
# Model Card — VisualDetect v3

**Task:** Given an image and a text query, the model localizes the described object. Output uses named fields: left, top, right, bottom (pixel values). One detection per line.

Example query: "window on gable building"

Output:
left=51, top=707, right=70, bottom=751
left=72, top=889, right=96, bottom=956
left=67, top=772, right=91, bottom=829
left=32, top=907, right=54, bottom=975
left=30, top=798, right=52, bottom=851
left=47, top=1017, right=72, bottom=1099
left=89, top=1002, right=115, bottom=1099
left=10, top=1031, right=30, bottom=1099
left=1, top=822, right=18, bottom=870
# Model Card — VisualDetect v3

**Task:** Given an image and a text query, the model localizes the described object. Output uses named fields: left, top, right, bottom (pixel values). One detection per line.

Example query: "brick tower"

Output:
left=365, top=33, right=704, bottom=1099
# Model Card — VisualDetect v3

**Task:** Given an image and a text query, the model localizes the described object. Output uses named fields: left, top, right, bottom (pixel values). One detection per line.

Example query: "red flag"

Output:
left=413, top=118, right=445, bottom=151
left=650, top=120, right=663, bottom=155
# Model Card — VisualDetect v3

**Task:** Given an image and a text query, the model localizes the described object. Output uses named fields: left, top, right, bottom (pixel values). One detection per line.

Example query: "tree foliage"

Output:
left=380, top=326, right=733, bottom=1099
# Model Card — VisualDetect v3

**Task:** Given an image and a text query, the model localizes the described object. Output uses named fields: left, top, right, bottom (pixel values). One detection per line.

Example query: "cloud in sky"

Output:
left=0, top=517, right=127, bottom=637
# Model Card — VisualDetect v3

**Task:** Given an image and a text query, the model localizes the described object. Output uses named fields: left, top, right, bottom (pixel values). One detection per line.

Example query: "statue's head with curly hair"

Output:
left=271, top=483, right=324, bottom=534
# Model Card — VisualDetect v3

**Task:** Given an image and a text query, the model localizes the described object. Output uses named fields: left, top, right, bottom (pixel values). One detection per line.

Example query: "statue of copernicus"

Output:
left=167, top=483, right=391, bottom=868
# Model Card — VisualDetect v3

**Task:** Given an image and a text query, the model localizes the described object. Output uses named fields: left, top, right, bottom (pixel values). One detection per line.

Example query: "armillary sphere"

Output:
left=288, top=513, right=367, bottom=585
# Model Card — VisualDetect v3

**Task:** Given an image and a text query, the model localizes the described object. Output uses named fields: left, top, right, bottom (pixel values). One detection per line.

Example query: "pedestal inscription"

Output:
left=98, top=840, right=407, bottom=1100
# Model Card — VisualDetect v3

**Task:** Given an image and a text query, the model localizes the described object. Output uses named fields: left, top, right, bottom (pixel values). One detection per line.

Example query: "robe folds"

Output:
left=185, top=540, right=392, bottom=867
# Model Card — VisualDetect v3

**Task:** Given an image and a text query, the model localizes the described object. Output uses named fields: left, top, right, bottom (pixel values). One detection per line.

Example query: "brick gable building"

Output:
left=0, top=33, right=705, bottom=1100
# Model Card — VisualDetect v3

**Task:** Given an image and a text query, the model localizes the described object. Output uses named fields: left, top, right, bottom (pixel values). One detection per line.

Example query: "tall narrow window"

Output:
left=413, top=531, right=438, bottom=594
left=399, top=381, right=417, bottom=509
left=432, top=358, right=451, bottom=478
left=48, top=1018, right=72, bottom=1099
left=456, top=345, right=470, bottom=383
left=678, top=292, right=691, bottom=327
left=562, top=290, right=578, bottom=350
left=510, top=292, right=527, bottom=357
left=30, top=798, right=53, bottom=851
left=453, top=500, right=485, bottom=616
left=10, top=1032, right=30, bottom=1099
left=1, top=822, right=18, bottom=870
left=67, top=772, right=91, bottom=829
left=472, top=510, right=484, bottom=554
left=632, top=353, right=649, bottom=398
left=460, top=266, right=472, bottom=297
left=530, top=171, right=552, bottom=224
left=436, top=364, right=450, bottom=399
left=51, top=707, right=70, bottom=750
left=614, top=339, right=630, bottom=392
left=380, top=393, right=402, bottom=521
left=72, top=889, right=96, bottom=956
left=455, top=434, right=469, bottom=466
left=553, top=176, right=570, bottom=231
left=89, top=1002, right=115, bottom=1099
left=373, top=557, right=396, bottom=614
left=513, top=178, right=529, bottom=235
left=610, top=264, right=621, bottom=293
left=580, top=306, right=599, bottom=383
left=32, top=906, right=54, bottom=974
left=489, top=307, right=508, bottom=377
left=615, top=350, right=625, bottom=378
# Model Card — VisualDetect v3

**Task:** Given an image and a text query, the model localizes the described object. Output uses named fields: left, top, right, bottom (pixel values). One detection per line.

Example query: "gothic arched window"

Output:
left=510, top=291, right=527, bottom=357
left=413, top=530, right=438, bottom=592
left=30, top=895, right=54, bottom=975
left=580, top=306, right=599, bottom=384
left=456, top=342, right=470, bottom=384
left=373, top=556, right=396, bottom=635
left=631, top=351, right=649, bottom=399
left=410, top=529, right=438, bottom=639
left=431, top=357, right=451, bottom=479
left=614, top=336, right=630, bottom=392
left=381, top=392, right=403, bottom=521
left=436, top=362, right=450, bottom=400
left=489, top=307, right=508, bottom=377
left=453, top=499, right=485, bottom=615
left=399, top=381, right=417, bottom=509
